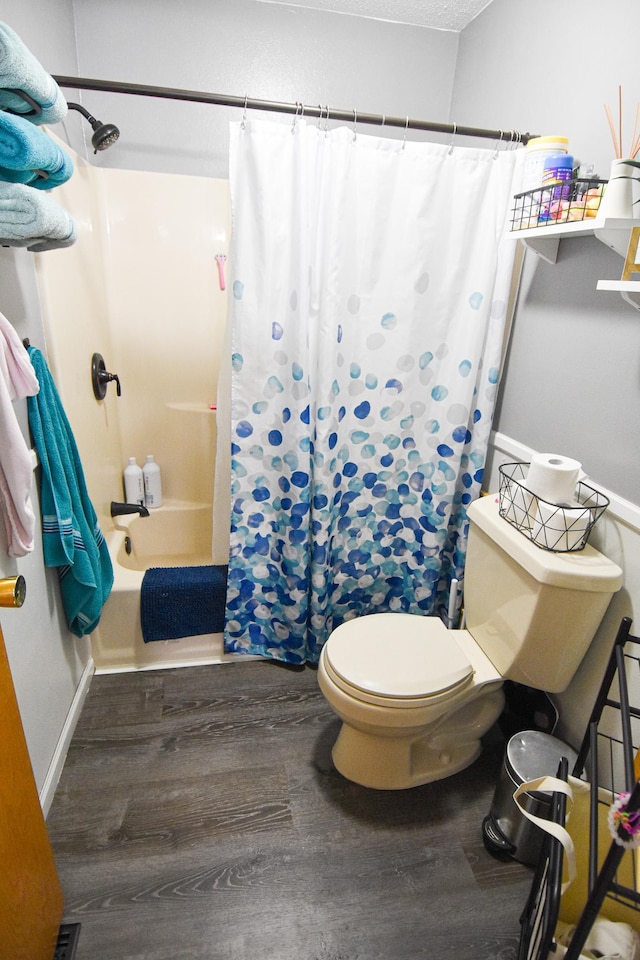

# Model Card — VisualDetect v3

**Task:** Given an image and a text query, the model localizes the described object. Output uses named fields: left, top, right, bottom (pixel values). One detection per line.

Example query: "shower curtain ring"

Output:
left=352, top=108, right=357, bottom=142
left=493, top=129, right=503, bottom=158
left=402, top=116, right=409, bottom=150
left=381, top=114, right=386, bottom=128
left=241, top=95, right=248, bottom=130
left=448, top=122, right=457, bottom=155
left=291, top=101, right=303, bottom=134
left=325, top=105, right=330, bottom=136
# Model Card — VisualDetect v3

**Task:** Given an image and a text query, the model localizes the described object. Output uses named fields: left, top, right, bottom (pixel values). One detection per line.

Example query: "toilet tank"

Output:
left=464, top=495, right=623, bottom=693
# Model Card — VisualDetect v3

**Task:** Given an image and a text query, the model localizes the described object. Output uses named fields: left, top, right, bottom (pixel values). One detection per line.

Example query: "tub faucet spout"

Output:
left=110, top=501, right=149, bottom=518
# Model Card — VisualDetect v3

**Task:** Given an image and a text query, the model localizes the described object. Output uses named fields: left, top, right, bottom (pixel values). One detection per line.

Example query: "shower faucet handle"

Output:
left=91, top=352, right=122, bottom=399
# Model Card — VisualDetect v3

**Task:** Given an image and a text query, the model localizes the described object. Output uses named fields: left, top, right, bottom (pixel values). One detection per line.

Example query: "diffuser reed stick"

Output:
left=619, top=85, right=623, bottom=159
left=604, top=87, right=640, bottom=159
left=605, top=102, right=621, bottom=157
left=630, top=114, right=640, bottom=163
left=631, top=103, right=640, bottom=161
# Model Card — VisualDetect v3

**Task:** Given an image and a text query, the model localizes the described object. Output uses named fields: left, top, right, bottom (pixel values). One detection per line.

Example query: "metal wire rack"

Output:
left=517, top=758, right=570, bottom=960
left=518, top=617, right=640, bottom=960
left=498, top=462, right=610, bottom=553
left=510, top=178, right=607, bottom=231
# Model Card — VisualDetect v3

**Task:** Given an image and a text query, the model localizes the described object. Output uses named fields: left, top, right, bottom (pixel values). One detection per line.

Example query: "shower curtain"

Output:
left=221, top=118, right=521, bottom=664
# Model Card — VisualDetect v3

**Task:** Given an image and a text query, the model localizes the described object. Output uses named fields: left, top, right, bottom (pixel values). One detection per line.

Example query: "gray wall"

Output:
left=68, top=0, right=458, bottom=178
left=453, top=0, right=640, bottom=503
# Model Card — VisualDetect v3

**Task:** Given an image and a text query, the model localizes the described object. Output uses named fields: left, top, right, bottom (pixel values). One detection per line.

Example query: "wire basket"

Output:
left=510, top=178, right=607, bottom=231
left=498, top=462, right=610, bottom=552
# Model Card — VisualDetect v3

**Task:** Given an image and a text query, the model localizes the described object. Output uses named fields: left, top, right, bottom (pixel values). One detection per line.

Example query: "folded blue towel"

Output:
left=140, top=565, right=228, bottom=642
left=0, top=111, right=73, bottom=188
left=26, top=347, right=113, bottom=637
left=0, top=22, right=67, bottom=124
left=0, top=181, right=76, bottom=251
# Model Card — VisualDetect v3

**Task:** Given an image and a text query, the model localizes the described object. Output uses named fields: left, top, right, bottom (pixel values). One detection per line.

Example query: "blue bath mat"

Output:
left=140, top=564, right=227, bottom=642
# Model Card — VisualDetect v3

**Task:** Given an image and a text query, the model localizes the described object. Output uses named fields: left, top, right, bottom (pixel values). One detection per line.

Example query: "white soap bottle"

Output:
left=142, top=454, right=163, bottom=509
left=124, top=457, right=144, bottom=505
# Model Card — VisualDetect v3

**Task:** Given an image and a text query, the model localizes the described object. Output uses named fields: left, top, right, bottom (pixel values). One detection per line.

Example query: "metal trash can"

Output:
left=482, top=730, right=578, bottom=865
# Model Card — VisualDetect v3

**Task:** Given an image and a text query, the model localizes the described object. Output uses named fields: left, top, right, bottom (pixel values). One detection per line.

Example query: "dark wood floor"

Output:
left=47, top=660, right=533, bottom=960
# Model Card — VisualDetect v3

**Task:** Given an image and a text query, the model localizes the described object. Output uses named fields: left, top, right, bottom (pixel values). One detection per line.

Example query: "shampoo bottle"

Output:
left=143, top=455, right=163, bottom=509
left=124, top=457, right=144, bottom=505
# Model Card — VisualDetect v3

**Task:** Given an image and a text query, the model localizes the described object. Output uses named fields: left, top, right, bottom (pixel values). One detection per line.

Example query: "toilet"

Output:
left=317, top=495, right=623, bottom=790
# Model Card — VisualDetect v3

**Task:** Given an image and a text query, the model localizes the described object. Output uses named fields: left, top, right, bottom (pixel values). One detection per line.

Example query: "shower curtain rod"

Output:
left=52, top=75, right=536, bottom=145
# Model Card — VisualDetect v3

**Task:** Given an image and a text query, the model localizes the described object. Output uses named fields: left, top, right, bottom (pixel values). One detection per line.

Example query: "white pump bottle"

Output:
left=142, top=455, right=163, bottom=509
left=124, top=457, right=144, bottom=505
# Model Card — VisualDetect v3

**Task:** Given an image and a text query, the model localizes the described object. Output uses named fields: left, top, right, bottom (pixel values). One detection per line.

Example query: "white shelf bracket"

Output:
left=519, top=235, right=559, bottom=264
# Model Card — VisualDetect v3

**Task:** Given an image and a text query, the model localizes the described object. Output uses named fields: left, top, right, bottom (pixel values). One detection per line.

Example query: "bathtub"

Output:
left=90, top=500, right=254, bottom=673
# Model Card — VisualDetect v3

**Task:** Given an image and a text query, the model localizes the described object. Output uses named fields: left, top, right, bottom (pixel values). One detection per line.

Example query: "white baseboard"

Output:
left=41, top=656, right=95, bottom=818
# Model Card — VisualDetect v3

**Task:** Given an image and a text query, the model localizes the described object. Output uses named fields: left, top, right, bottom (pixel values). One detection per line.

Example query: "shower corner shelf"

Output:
left=509, top=216, right=640, bottom=311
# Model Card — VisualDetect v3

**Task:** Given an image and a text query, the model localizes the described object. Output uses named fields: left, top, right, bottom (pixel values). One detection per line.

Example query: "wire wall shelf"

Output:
left=498, top=462, right=610, bottom=553
left=510, top=178, right=607, bottom=232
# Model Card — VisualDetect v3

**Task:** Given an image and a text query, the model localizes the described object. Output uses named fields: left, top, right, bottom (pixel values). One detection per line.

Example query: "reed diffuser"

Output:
left=604, top=86, right=640, bottom=160
left=601, top=87, right=640, bottom=218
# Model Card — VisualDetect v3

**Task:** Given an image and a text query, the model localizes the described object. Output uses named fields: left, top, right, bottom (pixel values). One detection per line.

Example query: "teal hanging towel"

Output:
left=27, top=346, right=113, bottom=637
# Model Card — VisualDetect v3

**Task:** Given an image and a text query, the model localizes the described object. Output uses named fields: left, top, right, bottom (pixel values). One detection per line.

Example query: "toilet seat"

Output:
left=323, top=613, right=474, bottom=708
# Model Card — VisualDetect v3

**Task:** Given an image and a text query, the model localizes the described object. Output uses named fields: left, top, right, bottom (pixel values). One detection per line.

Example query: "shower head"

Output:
left=67, top=101, right=120, bottom=153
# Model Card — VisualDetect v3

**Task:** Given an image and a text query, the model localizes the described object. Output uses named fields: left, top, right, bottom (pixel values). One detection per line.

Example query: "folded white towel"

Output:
left=0, top=312, right=39, bottom=557
left=0, top=21, right=67, bottom=124
left=0, top=180, right=76, bottom=251
left=555, top=918, right=640, bottom=960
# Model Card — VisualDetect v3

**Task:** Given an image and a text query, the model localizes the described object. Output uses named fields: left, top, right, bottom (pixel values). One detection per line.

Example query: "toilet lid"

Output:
left=325, top=613, right=473, bottom=699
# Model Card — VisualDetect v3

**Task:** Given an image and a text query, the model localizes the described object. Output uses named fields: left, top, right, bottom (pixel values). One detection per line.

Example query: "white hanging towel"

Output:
left=0, top=311, right=39, bottom=556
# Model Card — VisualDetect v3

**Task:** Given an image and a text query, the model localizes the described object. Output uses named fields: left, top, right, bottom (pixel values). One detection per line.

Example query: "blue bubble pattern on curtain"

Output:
left=223, top=120, right=521, bottom=665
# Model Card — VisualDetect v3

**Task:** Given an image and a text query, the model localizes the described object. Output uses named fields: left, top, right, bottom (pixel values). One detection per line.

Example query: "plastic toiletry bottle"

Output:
left=124, top=457, right=144, bottom=505
left=143, top=455, right=163, bottom=509
left=538, top=153, right=574, bottom=223
left=517, top=136, right=569, bottom=227
left=522, top=136, right=569, bottom=191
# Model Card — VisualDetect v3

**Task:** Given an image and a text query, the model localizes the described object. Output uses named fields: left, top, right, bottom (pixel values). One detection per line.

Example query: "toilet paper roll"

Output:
left=525, top=454, right=582, bottom=505
left=532, top=500, right=591, bottom=551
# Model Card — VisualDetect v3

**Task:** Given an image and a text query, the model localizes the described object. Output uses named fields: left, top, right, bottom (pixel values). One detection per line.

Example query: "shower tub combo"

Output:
left=33, top=160, right=240, bottom=672
left=91, top=501, right=249, bottom=673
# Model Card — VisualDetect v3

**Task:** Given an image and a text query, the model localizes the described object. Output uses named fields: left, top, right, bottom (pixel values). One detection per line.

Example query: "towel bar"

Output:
left=3, top=87, right=42, bottom=119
